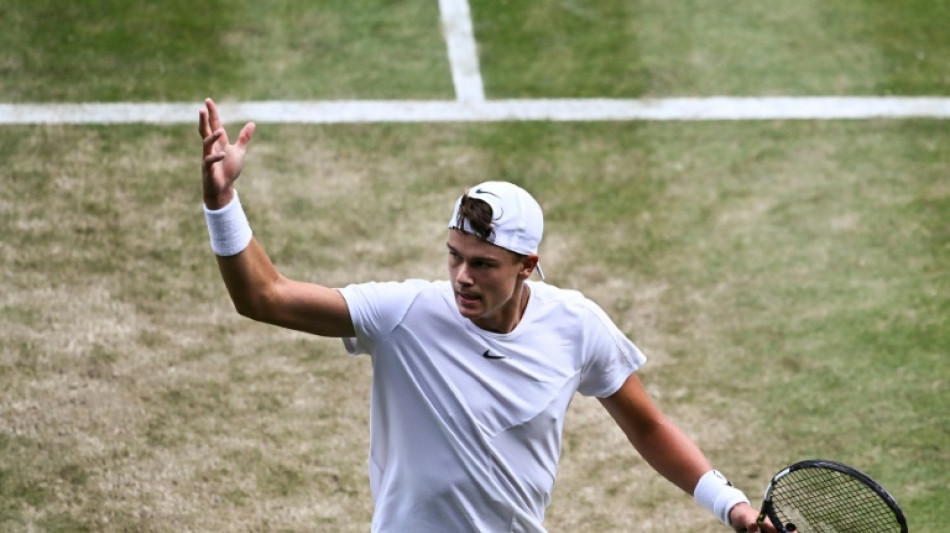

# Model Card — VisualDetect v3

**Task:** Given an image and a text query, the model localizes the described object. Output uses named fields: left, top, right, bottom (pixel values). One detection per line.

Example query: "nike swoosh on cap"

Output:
left=473, top=188, right=499, bottom=197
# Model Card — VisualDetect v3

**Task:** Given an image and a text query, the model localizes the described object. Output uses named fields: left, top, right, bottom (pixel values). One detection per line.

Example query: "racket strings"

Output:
left=771, top=467, right=900, bottom=532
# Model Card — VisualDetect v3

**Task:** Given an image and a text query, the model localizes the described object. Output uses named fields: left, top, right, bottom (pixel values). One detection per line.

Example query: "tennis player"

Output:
left=198, top=98, right=776, bottom=533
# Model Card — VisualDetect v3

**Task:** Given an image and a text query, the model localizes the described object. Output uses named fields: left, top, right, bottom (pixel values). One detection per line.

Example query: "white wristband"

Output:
left=693, top=469, right=751, bottom=527
left=203, top=190, right=253, bottom=256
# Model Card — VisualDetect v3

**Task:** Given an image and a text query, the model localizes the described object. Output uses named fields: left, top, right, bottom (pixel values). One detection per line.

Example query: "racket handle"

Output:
left=756, top=512, right=795, bottom=532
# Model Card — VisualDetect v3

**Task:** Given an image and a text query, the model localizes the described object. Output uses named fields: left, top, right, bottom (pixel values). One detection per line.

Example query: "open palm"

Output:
left=198, top=98, right=256, bottom=208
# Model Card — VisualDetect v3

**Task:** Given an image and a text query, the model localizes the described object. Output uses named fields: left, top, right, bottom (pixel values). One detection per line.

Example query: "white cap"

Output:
left=448, top=181, right=545, bottom=279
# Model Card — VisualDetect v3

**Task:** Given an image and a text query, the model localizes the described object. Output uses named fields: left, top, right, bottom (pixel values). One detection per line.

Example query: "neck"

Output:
left=475, top=281, right=531, bottom=334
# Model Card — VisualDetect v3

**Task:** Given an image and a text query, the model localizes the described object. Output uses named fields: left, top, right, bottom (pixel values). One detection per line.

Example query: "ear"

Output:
left=518, top=254, right=540, bottom=280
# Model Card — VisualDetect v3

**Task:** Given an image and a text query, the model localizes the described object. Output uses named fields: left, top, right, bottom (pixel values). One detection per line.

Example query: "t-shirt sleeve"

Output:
left=577, top=302, right=647, bottom=398
left=338, top=279, right=430, bottom=356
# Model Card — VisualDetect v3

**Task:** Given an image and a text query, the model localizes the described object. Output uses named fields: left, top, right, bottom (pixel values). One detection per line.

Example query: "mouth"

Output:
left=455, top=290, right=481, bottom=308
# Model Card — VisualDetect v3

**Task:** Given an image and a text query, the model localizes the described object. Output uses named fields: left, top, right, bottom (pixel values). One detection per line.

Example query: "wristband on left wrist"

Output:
left=693, top=469, right=751, bottom=527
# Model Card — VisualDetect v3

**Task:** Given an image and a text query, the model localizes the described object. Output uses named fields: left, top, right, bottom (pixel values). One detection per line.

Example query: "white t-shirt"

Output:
left=339, top=279, right=645, bottom=533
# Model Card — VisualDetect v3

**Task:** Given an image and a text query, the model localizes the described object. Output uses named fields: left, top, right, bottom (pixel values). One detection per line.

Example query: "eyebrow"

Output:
left=446, top=243, right=502, bottom=265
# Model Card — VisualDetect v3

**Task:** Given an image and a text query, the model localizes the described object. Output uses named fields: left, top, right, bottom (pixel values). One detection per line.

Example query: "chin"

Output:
left=455, top=304, right=480, bottom=320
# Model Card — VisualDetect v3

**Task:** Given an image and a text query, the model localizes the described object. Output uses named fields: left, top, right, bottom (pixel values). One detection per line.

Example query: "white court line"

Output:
left=2, top=97, right=950, bottom=124
left=439, top=0, right=485, bottom=102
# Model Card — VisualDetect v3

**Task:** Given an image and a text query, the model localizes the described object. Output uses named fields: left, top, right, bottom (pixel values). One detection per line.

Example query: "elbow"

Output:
left=222, top=273, right=285, bottom=323
left=229, top=290, right=275, bottom=323
left=233, top=300, right=262, bottom=321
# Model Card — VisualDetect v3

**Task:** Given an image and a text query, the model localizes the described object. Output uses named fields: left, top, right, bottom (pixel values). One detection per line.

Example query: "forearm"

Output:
left=600, top=376, right=752, bottom=529
left=203, top=192, right=355, bottom=337
left=203, top=190, right=273, bottom=313
left=626, top=414, right=712, bottom=495
left=632, top=415, right=753, bottom=529
left=600, top=378, right=711, bottom=494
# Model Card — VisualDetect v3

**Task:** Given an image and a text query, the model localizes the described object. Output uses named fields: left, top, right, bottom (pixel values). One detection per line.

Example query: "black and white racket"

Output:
left=756, top=459, right=907, bottom=533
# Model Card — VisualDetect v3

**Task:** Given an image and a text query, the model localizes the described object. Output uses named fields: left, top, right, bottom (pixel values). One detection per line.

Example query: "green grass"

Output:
left=5, top=0, right=950, bottom=102
left=2, top=119, right=947, bottom=531
left=1, top=1, right=948, bottom=531
left=473, top=0, right=950, bottom=97
left=1, top=0, right=452, bottom=102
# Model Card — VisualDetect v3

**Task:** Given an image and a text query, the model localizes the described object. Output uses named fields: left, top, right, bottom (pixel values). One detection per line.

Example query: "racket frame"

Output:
left=758, top=459, right=908, bottom=533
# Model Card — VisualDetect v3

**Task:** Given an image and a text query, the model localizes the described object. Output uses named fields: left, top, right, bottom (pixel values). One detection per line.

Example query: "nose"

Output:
left=455, top=262, right=474, bottom=286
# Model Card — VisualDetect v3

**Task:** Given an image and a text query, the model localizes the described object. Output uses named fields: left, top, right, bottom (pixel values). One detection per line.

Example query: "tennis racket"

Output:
left=756, top=459, right=907, bottom=533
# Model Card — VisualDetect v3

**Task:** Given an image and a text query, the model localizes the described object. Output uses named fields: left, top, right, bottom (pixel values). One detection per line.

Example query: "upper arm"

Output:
left=216, top=239, right=355, bottom=338
left=576, top=299, right=646, bottom=398
left=265, top=276, right=356, bottom=338
left=598, top=373, right=665, bottom=439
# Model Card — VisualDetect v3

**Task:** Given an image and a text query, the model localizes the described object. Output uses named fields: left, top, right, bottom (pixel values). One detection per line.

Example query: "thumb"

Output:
left=236, top=122, right=256, bottom=151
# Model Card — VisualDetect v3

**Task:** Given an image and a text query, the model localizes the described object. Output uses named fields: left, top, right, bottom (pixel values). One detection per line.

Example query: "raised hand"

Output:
left=198, top=98, right=256, bottom=209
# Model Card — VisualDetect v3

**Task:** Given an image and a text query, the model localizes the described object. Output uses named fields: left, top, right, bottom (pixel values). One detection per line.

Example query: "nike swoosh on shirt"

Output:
left=482, top=349, right=507, bottom=360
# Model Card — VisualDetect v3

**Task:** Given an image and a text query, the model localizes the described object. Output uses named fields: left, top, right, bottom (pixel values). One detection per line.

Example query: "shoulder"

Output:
left=527, top=281, right=634, bottom=349
left=338, top=278, right=452, bottom=320
left=340, top=279, right=457, bottom=321
left=528, top=281, right=608, bottom=320
left=531, top=283, right=646, bottom=396
left=339, top=279, right=454, bottom=352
